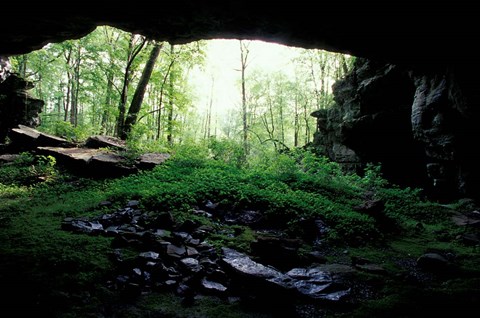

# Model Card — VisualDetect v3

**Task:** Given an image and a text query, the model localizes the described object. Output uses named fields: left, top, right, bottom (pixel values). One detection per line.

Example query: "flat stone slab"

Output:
left=37, top=131, right=74, bottom=147
left=0, top=154, right=20, bottom=163
left=136, top=153, right=171, bottom=169
left=10, top=125, right=74, bottom=148
left=85, top=135, right=126, bottom=150
left=222, top=248, right=351, bottom=302
left=9, top=125, right=40, bottom=144
left=38, top=146, right=104, bottom=163
left=451, top=213, right=480, bottom=227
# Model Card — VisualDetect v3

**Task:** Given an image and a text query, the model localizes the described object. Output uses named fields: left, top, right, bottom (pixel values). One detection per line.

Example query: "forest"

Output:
left=1, top=26, right=479, bottom=317
left=9, top=26, right=352, bottom=156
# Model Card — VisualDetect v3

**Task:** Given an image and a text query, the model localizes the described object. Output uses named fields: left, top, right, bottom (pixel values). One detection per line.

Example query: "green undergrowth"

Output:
left=1, top=145, right=479, bottom=316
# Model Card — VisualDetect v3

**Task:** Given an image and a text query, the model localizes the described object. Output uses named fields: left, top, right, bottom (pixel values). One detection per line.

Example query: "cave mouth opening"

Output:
left=4, top=26, right=355, bottom=156
left=2, top=24, right=435, bottom=196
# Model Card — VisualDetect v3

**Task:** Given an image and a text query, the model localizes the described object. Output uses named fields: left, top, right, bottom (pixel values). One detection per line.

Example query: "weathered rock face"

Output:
left=0, top=74, right=44, bottom=143
left=312, top=58, right=480, bottom=201
left=312, top=58, right=428, bottom=189
left=410, top=66, right=480, bottom=200
left=0, top=2, right=476, bottom=67
left=0, top=56, right=10, bottom=82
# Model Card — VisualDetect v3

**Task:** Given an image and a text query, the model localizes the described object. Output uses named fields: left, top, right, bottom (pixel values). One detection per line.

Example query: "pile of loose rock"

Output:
left=61, top=200, right=361, bottom=308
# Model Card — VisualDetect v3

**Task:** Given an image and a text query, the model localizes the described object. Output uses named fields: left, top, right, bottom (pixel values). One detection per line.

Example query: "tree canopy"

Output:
left=10, top=26, right=353, bottom=156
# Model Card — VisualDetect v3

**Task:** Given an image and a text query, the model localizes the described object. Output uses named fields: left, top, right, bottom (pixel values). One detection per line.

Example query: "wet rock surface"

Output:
left=59, top=199, right=480, bottom=315
left=61, top=200, right=385, bottom=311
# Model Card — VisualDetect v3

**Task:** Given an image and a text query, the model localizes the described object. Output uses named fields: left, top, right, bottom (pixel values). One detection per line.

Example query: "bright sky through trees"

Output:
left=11, top=27, right=352, bottom=146
left=190, top=39, right=298, bottom=118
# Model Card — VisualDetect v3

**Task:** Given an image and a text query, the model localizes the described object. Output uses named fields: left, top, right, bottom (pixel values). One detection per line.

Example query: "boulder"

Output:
left=0, top=75, right=43, bottom=143
left=85, top=135, right=126, bottom=151
left=136, top=153, right=171, bottom=169
left=9, top=125, right=74, bottom=149
left=221, top=248, right=351, bottom=302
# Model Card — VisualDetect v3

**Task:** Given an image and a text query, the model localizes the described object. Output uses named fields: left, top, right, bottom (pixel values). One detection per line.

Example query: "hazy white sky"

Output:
left=190, top=39, right=300, bottom=118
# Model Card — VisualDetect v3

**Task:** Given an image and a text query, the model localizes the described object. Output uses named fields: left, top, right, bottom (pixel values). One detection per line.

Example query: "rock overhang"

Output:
left=0, top=1, right=477, bottom=68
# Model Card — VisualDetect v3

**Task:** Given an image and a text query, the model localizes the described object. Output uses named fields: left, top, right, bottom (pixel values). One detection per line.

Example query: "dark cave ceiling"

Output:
left=0, top=1, right=477, bottom=68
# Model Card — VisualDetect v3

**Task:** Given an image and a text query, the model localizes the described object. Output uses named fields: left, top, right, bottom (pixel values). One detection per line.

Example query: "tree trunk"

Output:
left=240, top=41, right=249, bottom=159
left=303, top=102, right=311, bottom=144
left=155, top=58, right=175, bottom=140
left=206, top=77, right=214, bottom=139
left=166, top=45, right=175, bottom=146
left=264, top=93, right=277, bottom=150
left=294, top=93, right=299, bottom=147
left=116, top=34, right=146, bottom=137
left=18, top=55, right=27, bottom=78
left=70, top=44, right=81, bottom=127
left=63, top=47, right=72, bottom=122
left=279, top=93, right=285, bottom=145
left=102, top=72, right=114, bottom=134
left=121, top=42, right=162, bottom=139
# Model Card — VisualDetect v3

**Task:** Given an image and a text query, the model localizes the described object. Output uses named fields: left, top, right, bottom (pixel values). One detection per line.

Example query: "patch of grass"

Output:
left=206, top=225, right=256, bottom=253
left=1, top=146, right=480, bottom=317
left=133, top=292, right=273, bottom=318
left=346, top=280, right=480, bottom=318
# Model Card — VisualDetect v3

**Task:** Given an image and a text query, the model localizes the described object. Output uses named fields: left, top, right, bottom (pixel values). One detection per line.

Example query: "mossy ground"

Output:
left=1, top=148, right=479, bottom=317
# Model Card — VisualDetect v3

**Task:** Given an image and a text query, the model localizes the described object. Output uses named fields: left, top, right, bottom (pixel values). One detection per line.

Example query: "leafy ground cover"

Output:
left=1, top=144, right=479, bottom=317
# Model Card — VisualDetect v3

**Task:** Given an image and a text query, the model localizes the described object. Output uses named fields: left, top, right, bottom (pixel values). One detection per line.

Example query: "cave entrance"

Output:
left=3, top=25, right=431, bottom=191
left=5, top=27, right=353, bottom=157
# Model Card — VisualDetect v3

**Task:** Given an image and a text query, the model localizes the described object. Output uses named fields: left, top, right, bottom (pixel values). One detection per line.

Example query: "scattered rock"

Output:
left=416, top=253, right=450, bottom=272
left=224, top=210, right=263, bottom=226
left=222, top=248, right=351, bottom=302
left=167, top=244, right=186, bottom=258
left=306, top=251, right=328, bottom=264
left=201, top=277, right=227, bottom=293
left=0, top=154, right=20, bottom=163
left=126, top=200, right=140, bottom=208
left=458, top=233, right=480, bottom=246
left=354, top=264, right=387, bottom=275
left=60, top=201, right=375, bottom=309
left=9, top=125, right=40, bottom=146
left=451, top=213, right=480, bottom=227
left=250, top=235, right=306, bottom=270
left=139, top=251, right=159, bottom=260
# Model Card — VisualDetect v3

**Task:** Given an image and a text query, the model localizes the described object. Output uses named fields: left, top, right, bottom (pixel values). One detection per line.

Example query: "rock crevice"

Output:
left=312, top=58, right=480, bottom=201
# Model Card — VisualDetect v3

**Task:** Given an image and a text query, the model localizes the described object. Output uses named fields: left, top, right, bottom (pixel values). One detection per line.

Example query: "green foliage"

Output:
left=360, top=163, right=389, bottom=191
left=39, top=121, right=94, bottom=142
left=132, top=292, right=271, bottom=318
left=99, top=147, right=376, bottom=243
left=2, top=144, right=480, bottom=316
left=0, top=152, right=58, bottom=185
left=6, top=32, right=479, bottom=317
left=31, top=154, right=57, bottom=180
left=208, top=137, right=244, bottom=167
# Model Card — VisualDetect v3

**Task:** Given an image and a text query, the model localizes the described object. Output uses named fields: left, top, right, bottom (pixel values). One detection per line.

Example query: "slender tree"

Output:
left=121, top=41, right=162, bottom=139
left=239, top=40, right=250, bottom=158
left=70, top=43, right=81, bottom=127
left=166, top=44, right=176, bottom=145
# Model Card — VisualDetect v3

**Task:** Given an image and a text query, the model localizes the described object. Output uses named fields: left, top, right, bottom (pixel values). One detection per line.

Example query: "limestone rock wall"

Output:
left=0, top=73, right=44, bottom=143
left=312, top=58, right=480, bottom=201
